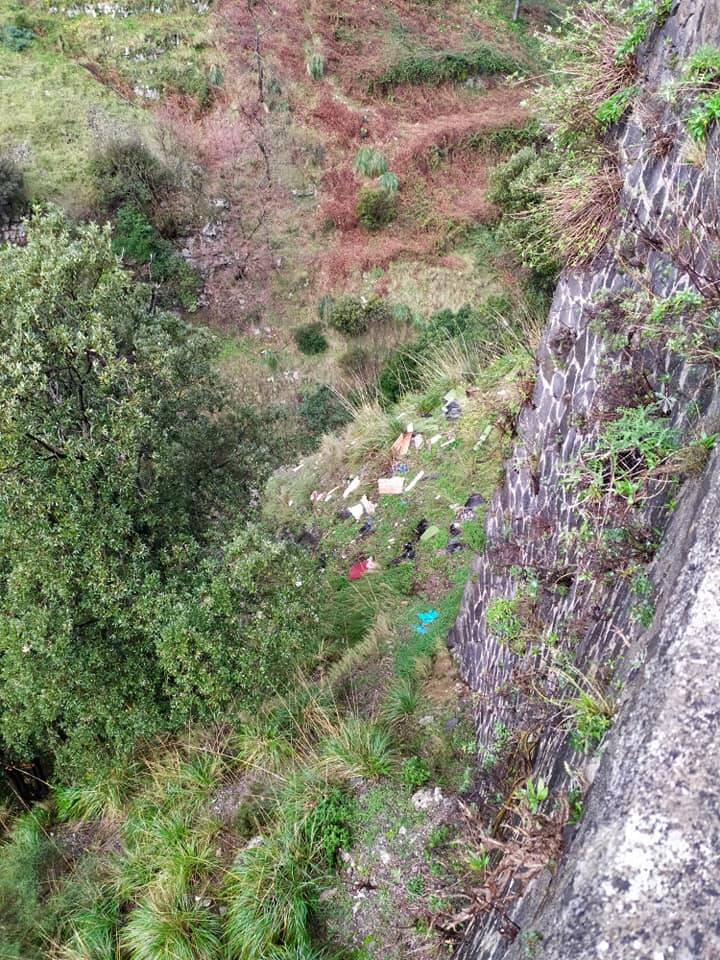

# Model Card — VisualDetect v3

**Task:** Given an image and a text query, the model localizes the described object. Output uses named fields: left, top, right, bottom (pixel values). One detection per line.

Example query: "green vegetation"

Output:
left=514, top=777, right=549, bottom=815
left=353, top=147, right=388, bottom=178
left=0, top=156, right=25, bottom=224
left=293, top=322, right=329, bottom=355
left=0, top=211, right=320, bottom=774
left=356, top=184, right=397, bottom=230
left=306, top=51, right=326, bottom=81
left=579, top=404, right=679, bottom=504
left=326, top=295, right=393, bottom=336
left=369, top=44, right=521, bottom=93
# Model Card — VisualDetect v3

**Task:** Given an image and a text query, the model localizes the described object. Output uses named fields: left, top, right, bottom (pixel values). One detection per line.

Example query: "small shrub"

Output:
left=353, top=147, right=388, bottom=178
left=304, top=788, right=355, bottom=866
left=91, top=139, right=170, bottom=215
left=327, top=296, right=392, bottom=336
left=0, top=157, right=26, bottom=225
left=299, top=384, right=352, bottom=437
left=306, top=52, right=326, bottom=81
left=684, top=46, right=720, bottom=84
left=401, top=756, right=430, bottom=791
left=356, top=186, right=396, bottom=230
left=112, top=205, right=201, bottom=310
left=485, top=597, right=523, bottom=646
left=1, top=24, right=34, bottom=52
left=293, top=323, right=328, bottom=356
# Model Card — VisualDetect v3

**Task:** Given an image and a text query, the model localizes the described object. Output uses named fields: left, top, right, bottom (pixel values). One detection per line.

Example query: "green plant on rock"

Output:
left=687, top=92, right=720, bottom=142
left=485, top=597, right=524, bottom=650
left=514, top=777, right=548, bottom=815
left=596, top=86, right=637, bottom=128
left=582, top=403, right=679, bottom=504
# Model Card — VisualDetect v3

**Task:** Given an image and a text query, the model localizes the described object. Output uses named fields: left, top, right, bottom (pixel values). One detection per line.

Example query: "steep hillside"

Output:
left=1, top=1, right=719, bottom=960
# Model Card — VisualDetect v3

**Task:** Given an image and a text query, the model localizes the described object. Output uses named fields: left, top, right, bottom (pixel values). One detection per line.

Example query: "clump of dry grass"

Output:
left=546, top=161, right=623, bottom=266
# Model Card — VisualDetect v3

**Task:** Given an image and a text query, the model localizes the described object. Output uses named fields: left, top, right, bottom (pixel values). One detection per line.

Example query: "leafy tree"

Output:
left=0, top=209, right=313, bottom=776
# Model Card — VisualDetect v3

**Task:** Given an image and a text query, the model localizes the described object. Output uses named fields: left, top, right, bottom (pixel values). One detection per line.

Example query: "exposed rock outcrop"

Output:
left=452, top=2, right=720, bottom=956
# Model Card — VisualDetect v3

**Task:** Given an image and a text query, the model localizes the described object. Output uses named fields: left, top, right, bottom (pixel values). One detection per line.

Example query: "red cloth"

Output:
left=348, top=559, right=371, bottom=581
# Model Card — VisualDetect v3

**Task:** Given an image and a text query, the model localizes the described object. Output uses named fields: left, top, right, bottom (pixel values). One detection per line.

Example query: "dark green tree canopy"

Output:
left=0, top=210, right=320, bottom=776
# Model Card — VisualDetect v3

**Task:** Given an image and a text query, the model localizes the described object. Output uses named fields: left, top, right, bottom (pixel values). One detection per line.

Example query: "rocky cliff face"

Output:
left=451, top=2, right=720, bottom=956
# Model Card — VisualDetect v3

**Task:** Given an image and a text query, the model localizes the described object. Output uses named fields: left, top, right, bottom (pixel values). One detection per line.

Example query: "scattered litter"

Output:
left=343, top=476, right=361, bottom=499
left=348, top=503, right=365, bottom=521
left=443, top=400, right=462, bottom=421
left=378, top=477, right=404, bottom=495
left=445, top=539, right=465, bottom=555
left=392, top=461, right=409, bottom=474
left=311, top=490, right=323, bottom=503
left=414, top=609, right=440, bottom=634
left=336, top=508, right=353, bottom=521
left=429, top=434, right=442, bottom=446
left=359, top=519, right=374, bottom=537
left=413, top=434, right=424, bottom=450
left=420, top=525, right=440, bottom=542
left=455, top=506, right=476, bottom=524
left=440, top=437, right=457, bottom=449
left=473, top=424, right=493, bottom=451
left=415, top=519, right=429, bottom=538
left=388, top=537, right=396, bottom=545
left=291, top=464, right=303, bottom=473
left=391, top=542, right=416, bottom=565
left=405, top=470, right=425, bottom=492
left=348, top=557, right=379, bottom=581
left=449, top=522, right=462, bottom=536
left=465, top=492, right=485, bottom=510
left=360, top=495, right=376, bottom=516
left=391, top=431, right=413, bottom=458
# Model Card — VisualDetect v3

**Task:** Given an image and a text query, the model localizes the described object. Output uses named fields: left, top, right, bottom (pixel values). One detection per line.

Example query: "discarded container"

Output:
left=414, top=608, right=440, bottom=634
left=405, top=470, right=424, bottom=492
left=413, top=434, right=424, bottom=450
left=348, top=503, right=365, bottom=521
left=378, top=477, right=404, bottom=495
left=343, top=476, right=361, bottom=499
left=420, top=525, right=440, bottom=542
left=360, top=495, right=376, bottom=516
left=391, top=431, right=412, bottom=457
